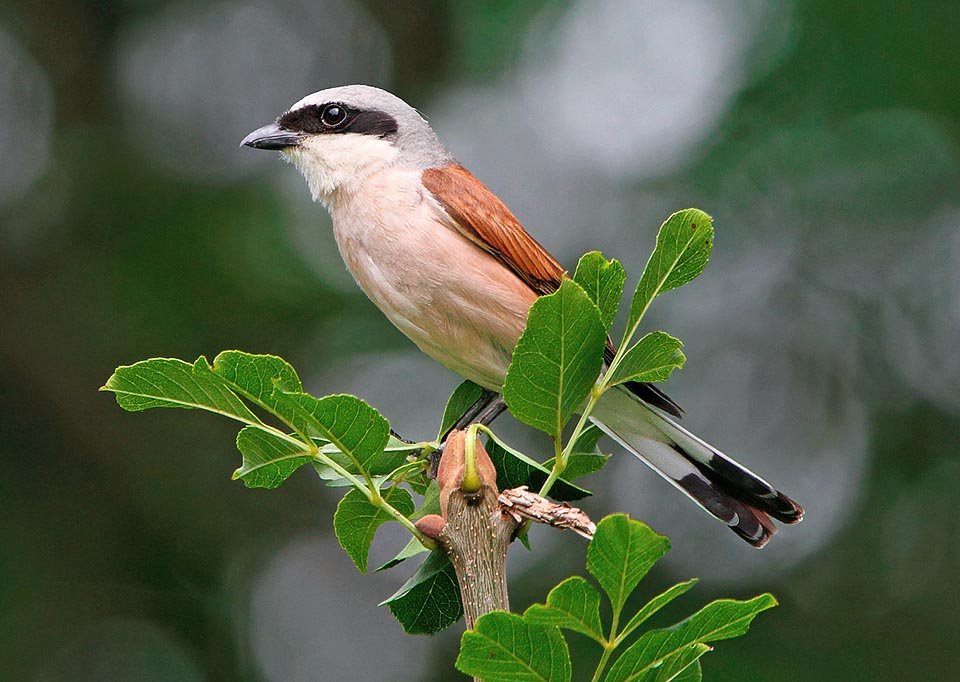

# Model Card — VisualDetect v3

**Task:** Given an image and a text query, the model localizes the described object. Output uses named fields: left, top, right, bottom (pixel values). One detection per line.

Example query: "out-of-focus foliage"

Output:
left=3, top=1, right=959, bottom=680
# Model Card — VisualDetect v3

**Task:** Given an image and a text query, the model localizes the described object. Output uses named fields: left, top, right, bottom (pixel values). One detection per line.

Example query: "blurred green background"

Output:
left=3, top=1, right=959, bottom=680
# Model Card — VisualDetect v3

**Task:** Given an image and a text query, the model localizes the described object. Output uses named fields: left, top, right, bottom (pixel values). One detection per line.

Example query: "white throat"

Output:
left=283, top=133, right=399, bottom=204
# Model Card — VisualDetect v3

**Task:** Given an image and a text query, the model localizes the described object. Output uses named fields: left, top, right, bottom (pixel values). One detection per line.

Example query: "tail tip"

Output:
left=735, top=508, right=778, bottom=548
left=773, top=493, right=805, bottom=525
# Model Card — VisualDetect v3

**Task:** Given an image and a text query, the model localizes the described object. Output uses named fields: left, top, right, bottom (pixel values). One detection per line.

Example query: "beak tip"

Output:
left=240, top=122, right=303, bottom=151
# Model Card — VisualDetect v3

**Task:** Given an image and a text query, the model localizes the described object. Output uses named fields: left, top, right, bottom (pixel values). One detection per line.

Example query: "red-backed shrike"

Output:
left=242, top=85, right=803, bottom=547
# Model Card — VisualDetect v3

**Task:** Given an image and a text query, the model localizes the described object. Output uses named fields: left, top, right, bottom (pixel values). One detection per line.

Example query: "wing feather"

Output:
left=422, top=164, right=564, bottom=295
left=422, top=163, right=682, bottom=417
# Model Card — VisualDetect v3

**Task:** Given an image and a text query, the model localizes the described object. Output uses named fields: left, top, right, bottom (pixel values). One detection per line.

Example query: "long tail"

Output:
left=592, top=387, right=804, bottom=548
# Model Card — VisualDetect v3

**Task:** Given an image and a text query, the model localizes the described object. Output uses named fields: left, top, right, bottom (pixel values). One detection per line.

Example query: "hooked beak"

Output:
left=240, top=122, right=304, bottom=150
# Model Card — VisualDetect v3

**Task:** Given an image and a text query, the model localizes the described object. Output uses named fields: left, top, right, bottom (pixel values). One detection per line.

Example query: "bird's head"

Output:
left=241, top=85, right=452, bottom=202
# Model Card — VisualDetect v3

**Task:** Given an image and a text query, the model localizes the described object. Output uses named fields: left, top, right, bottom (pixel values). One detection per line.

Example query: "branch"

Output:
left=498, top=486, right=596, bottom=539
left=416, top=429, right=516, bottom=628
left=415, top=430, right=597, bottom=631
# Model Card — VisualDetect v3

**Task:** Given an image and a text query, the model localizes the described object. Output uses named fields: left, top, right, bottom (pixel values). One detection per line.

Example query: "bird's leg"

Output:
left=429, top=389, right=506, bottom=478
left=450, top=390, right=506, bottom=435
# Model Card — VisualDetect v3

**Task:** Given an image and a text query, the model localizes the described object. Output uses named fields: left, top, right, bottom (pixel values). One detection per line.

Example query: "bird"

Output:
left=241, top=85, right=803, bottom=547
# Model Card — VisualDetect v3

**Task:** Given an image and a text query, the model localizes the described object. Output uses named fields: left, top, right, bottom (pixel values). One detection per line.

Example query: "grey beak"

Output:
left=240, top=122, right=304, bottom=150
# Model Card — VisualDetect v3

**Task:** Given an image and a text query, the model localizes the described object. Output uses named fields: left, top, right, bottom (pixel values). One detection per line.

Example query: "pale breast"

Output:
left=326, top=168, right=538, bottom=390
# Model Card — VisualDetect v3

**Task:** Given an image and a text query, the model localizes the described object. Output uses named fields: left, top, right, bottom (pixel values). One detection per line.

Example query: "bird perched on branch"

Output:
left=242, top=85, right=803, bottom=547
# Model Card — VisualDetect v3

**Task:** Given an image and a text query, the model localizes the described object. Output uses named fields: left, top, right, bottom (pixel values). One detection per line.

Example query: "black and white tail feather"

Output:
left=593, top=386, right=804, bottom=548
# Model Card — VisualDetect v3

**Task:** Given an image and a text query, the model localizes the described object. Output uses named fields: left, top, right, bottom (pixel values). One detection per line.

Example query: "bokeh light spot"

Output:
left=116, top=0, right=392, bottom=182
left=0, top=27, right=54, bottom=207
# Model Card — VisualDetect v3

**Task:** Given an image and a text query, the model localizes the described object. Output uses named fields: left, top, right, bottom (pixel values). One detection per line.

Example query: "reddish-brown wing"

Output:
left=422, top=164, right=564, bottom=296
left=422, top=163, right=683, bottom=417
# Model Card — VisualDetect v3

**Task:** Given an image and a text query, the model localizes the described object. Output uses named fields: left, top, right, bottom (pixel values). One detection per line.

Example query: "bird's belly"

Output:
left=328, top=171, right=538, bottom=391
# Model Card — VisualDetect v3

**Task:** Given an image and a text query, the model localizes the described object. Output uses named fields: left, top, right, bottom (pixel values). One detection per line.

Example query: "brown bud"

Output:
left=414, top=514, right=447, bottom=540
left=437, top=429, right=499, bottom=514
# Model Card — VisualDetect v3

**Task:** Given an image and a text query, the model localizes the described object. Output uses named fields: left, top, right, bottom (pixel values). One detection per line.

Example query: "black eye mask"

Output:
left=278, top=104, right=399, bottom=138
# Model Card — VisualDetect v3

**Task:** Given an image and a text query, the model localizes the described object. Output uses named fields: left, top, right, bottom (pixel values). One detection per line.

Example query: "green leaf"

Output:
left=376, top=480, right=441, bottom=572
left=673, top=660, right=702, bottom=682
left=571, top=423, right=605, bottom=453
left=381, top=550, right=463, bottom=634
left=669, top=594, right=777, bottom=641
left=321, top=437, right=412, bottom=478
left=573, top=251, right=627, bottom=332
left=523, top=576, right=604, bottom=642
left=232, top=426, right=313, bottom=489
left=103, top=357, right=262, bottom=425
left=411, top=479, right=442, bottom=518
left=543, top=453, right=609, bottom=481
left=605, top=594, right=777, bottom=682
left=276, top=392, right=390, bottom=478
left=503, top=279, right=606, bottom=441
left=608, top=332, right=686, bottom=386
left=543, top=424, right=610, bottom=481
left=562, top=453, right=609, bottom=479
left=208, top=351, right=309, bottom=434
left=626, top=209, right=714, bottom=338
left=485, top=436, right=591, bottom=502
left=405, top=470, right=432, bottom=496
left=606, top=643, right=711, bottom=682
left=587, top=515, right=670, bottom=613
left=659, top=646, right=711, bottom=682
left=375, top=535, right=430, bottom=572
left=333, top=486, right=414, bottom=573
left=456, top=612, right=571, bottom=682
left=312, top=435, right=418, bottom=483
left=312, top=460, right=348, bottom=483
left=438, top=380, right=485, bottom=439
left=618, top=579, right=699, bottom=643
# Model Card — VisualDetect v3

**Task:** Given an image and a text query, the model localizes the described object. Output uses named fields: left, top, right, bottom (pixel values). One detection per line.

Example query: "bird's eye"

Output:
left=320, top=104, right=347, bottom=127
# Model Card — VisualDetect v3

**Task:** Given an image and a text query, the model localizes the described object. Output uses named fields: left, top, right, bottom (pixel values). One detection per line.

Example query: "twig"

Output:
left=498, top=486, right=596, bottom=539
